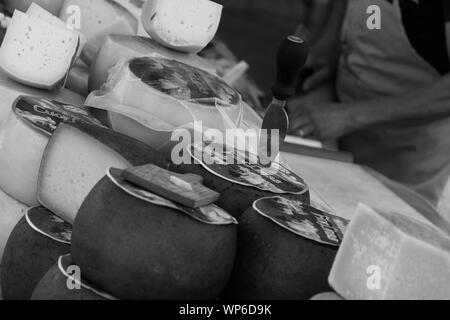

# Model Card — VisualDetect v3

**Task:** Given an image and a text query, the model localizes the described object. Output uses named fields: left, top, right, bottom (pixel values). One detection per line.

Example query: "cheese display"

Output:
left=4, top=0, right=64, bottom=16
left=59, top=0, right=138, bottom=65
left=0, top=96, right=105, bottom=206
left=86, top=57, right=243, bottom=151
left=38, top=122, right=170, bottom=224
left=0, top=188, right=27, bottom=262
left=224, top=197, right=347, bottom=300
left=31, top=255, right=113, bottom=300
left=0, top=10, right=80, bottom=90
left=66, top=66, right=89, bottom=96
left=89, top=34, right=216, bottom=92
left=1, top=207, right=71, bottom=300
left=71, top=168, right=237, bottom=300
left=141, top=0, right=222, bottom=53
left=329, top=204, right=450, bottom=300
left=310, top=292, right=344, bottom=300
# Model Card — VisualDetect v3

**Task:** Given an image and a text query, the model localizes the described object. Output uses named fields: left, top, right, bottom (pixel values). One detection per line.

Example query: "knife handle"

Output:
left=272, top=35, right=309, bottom=101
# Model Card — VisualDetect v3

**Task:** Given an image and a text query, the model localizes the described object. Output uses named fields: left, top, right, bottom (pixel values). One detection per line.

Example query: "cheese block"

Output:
left=89, top=34, right=216, bottom=91
left=224, top=198, right=346, bottom=300
left=38, top=122, right=169, bottom=224
left=4, top=0, right=64, bottom=15
left=141, top=0, right=222, bottom=53
left=310, top=292, right=344, bottom=300
left=66, top=66, right=89, bottom=96
left=59, top=0, right=138, bottom=65
left=0, top=10, right=80, bottom=90
left=0, top=188, right=27, bottom=262
left=0, top=96, right=104, bottom=206
left=329, top=204, right=450, bottom=300
left=31, top=255, right=112, bottom=300
left=1, top=207, right=70, bottom=300
left=71, top=174, right=237, bottom=300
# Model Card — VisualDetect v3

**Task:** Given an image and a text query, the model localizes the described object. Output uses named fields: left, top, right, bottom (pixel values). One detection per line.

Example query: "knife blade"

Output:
left=259, top=35, right=309, bottom=166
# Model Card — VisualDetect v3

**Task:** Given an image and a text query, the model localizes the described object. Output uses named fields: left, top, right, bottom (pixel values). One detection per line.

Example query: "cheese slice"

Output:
left=0, top=188, right=27, bottom=262
left=141, top=0, right=222, bottom=53
left=59, top=0, right=138, bottom=65
left=4, top=0, right=64, bottom=15
left=0, top=10, right=79, bottom=90
left=38, top=122, right=169, bottom=224
left=66, top=66, right=89, bottom=96
left=89, top=34, right=216, bottom=91
left=329, top=204, right=450, bottom=300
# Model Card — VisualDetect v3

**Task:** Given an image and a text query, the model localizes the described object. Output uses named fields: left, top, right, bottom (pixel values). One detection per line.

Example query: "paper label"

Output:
left=107, top=168, right=238, bottom=225
left=26, top=207, right=72, bottom=245
left=13, top=96, right=106, bottom=136
left=189, top=142, right=309, bottom=195
left=253, top=197, right=348, bottom=247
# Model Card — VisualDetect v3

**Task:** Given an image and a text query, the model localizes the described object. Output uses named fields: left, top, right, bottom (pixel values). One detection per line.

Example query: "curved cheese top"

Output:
left=128, top=57, right=240, bottom=106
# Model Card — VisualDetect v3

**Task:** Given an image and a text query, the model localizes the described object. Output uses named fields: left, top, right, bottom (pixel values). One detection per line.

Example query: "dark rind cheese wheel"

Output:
left=224, top=208, right=336, bottom=300
left=172, top=163, right=310, bottom=218
left=1, top=216, right=69, bottom=300
left=71, top=176, right=237, bottom=300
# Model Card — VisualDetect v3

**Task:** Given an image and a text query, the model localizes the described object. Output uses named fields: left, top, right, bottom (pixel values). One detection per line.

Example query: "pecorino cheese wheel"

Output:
left=71, top=171, right=237, bottom=300
left=224, top=197, right=347, bottom=300
left=31, top=255, right=113, bottom=300
left=1, top=207, right=71, bottom=300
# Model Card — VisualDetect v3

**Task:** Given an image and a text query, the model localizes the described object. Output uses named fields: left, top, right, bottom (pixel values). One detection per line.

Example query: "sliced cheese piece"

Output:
left=66, top=66, right=89, bottom=96
left=59, top=0, right=138, bottom=65
left=89, top=34, right=216, bottom=91
left=0, top=188, right=27, bottom=262
left=142, top=0, right=222, bottom=53
left=38, top=122, right=169, bottom=224
left=329, top=204, right=450, bottom=300
left=0, top=10, right=79, bottom=90
left=4, top=0, right=64, bottom=16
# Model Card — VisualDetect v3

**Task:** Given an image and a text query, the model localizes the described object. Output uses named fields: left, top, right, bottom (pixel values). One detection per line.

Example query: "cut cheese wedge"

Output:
left=142, top=0, right=222, bottom=53
left=4, top=0, right=64, bottom=16
left=0, top=10, right=79, bottom=90
left=38, top=122, right=169, bottom=224
left=89, top=34, right=216, bottom=91
left=329, top=204, right=450, bottom=300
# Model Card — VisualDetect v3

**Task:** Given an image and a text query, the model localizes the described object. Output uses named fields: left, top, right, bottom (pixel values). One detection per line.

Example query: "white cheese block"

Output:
left=38, top=122, right=169, bottom=224
left=0, top=188, right=27, bottom=262
left=89, top=34, right=216, bottom=91
left=329, top=204, right=450, bottom=300
left=142, top=0, right=222, bottom=53
left=59, top=0, right=138, bottom=65
left=4, top=0, right=64, bottom=16
left=66, top=66, right=89, bottom=96
left=0, top=10, right=79, bottom=90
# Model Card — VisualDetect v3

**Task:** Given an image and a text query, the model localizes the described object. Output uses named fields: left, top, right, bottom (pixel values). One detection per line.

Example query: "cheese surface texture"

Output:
left=329, top=204, right=450, bottom=300
left=89, top=34, right=216, bottom=91
left=142, top=0, right=222, bottom=53
left=0, top=11, right=79, bottom=90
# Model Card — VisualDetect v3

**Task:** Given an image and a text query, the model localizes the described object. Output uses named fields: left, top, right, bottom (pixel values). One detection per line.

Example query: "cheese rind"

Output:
left=38, top=122, right=169, bottom=224
left=142, top=0, right=222, bottom=53
left=0, top=11, right=79, bottom=90
left=329, top=204, right=450, bottom=300
left=89, top=34, right=216, bottom=91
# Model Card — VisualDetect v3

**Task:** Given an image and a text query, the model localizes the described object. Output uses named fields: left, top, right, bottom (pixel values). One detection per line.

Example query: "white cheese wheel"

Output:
left=0, top=10, right=79, bottom=90
left=142, top=0, right=222, bottom=53
left=89, top=34, right=216, bottom=92
left=4, top=0, right=64, bottom=16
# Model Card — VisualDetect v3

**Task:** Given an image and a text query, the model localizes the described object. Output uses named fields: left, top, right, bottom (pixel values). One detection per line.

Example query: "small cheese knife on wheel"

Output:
left=258, top=35, right=309, bottom=166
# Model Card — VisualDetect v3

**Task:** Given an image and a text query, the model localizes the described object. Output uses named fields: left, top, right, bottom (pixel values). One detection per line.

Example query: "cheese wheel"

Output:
left=329, top=204, right=450, bottom=300
left=224, top=207, right=338, bottom=300
left=59, top=0, right=137, bottom=65
left=1, top=209, right=70, bottom=300
left=66, top=66, right=89, bottom=96
left=4, top=0, right=64, bottom=16
left=38, top=122, right=169, bottom=224
left=71, top=175, right=237, bottom=300
left=310, top=292, right=344, bottom=300
left=0, top=10, right=80, bottom=90
left=89, top=34, right=216, bottom=92
left=0, top=187, right=27, bottom=262
left=31, top=255, right=110, bottom=300
left=141, top=0, right=222, bottom=53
